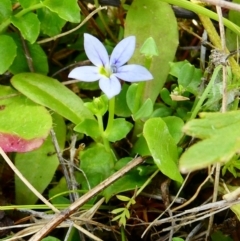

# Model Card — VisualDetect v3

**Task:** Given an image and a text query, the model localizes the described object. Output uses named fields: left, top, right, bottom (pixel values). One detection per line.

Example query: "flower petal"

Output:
left=115, top=64, right=153, bottom=82
left=84, top=33, right=109, bottom=67
left=110, top=36, right=135, bottom=67
left=99, top=75, right=121, bottom=99
left=68, top=66, right=101, bottom=82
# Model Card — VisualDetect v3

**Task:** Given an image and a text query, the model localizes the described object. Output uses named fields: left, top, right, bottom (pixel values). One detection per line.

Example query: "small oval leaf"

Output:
left=143, top=118, right=183, bottom=182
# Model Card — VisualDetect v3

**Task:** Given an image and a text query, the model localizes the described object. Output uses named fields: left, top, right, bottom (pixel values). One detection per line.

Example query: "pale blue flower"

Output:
left=68, top=33, right=153, bottom=99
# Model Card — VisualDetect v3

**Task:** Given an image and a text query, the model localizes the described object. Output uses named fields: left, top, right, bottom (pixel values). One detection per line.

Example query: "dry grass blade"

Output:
left=28, top=156, right=145, bottom=241
left=0, top=147, right=59, bottom=213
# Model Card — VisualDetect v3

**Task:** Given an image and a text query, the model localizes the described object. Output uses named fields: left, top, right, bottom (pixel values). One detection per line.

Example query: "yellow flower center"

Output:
left=99, top=65, right=117, bottom=78
left=99, top=66, right=111, bottom=78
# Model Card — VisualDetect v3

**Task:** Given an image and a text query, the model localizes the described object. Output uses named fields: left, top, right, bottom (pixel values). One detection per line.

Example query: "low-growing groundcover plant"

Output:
left=1, top=0, right=240, bottom=241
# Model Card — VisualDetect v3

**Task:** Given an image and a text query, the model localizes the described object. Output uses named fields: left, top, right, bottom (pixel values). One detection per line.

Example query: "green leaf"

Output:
left=48, top=177, right=70, bottom=204
left=0, top=35, right=17, bottom=74
left=80, top=144, right=115, bottom=191
left=151, top=104, right=173, bottom=118
left=180, top=135, right=240, bottom=173
left=19, top=0, right=40, bottom=8
left=104, top=168, right=147, bottom=201
left=125, top=0, right=178, bottom=103
left=183, top=111, right=240, bottom=139
left=37, top=8, right=66, bottom=36
left=169, top=60, right=189, bottom=78
left=132, top=134, right=150, bottom=156
left=211, top=231, right=233, bottom=241
left=160, top=88, right=175, bottom=107
left=106, top=118, right=133, bottom=142
left=15, top=113, right=65, bottom=205
left=172, top=238, right=185, bottom=241
left=178, top=62, right=195, bottom=87
left=42, top=0, right=80, bottom=23
left=126, top=83, right=138, bottom=113
left=11, top=73, right=94, bottom=124
left=115, top=83, right=131, bottom=117
left=116, top=195, right=131, bottom=202
left=140, top=37, right=159, bottom=58
left=162, top=116, right=184, bottom=144
left=42, top=237, right=61, bottom=241
left=9, top=34, right=48, bottom=74
left=133, top=98, right=153, bottom=120
left=0, top=85, right=52, bottom=152
left=180, top=111, right=240, bottom=173
left=0, top=0, right=12, bottom=22
left=111, top=207, right=126, bottom=214
left=178, top=62, right=202, bottom=96
left=11, top=12, right=40, bottom=44
left=74, top=119, right=101, bottom=140
left=143, top=118, right=183, bottom=182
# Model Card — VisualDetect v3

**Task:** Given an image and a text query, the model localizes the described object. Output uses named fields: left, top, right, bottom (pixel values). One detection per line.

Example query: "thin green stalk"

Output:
left=190, top=65, right=222, bottom=120
left=105, top=97, right=115, bottom=135
left=160, top=0, right=240, bottom=36
left=121, top=226, right=126, bottom=241
left=96, top=113, right=111, bottom=152
left=133, top=57, right=152, bottom=113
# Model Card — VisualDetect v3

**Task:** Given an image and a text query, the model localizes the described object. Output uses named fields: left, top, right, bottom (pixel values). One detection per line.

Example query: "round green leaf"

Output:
left=37, top=8, right=66, bottom=36
left=0, top=85, right=52, bottom=152
left=0, top=35, right=17, bottom=74
left=0, top=0, right=12, bottom=22
left=74, top=119, right=101, bottom=140
left=11, top=12, right=40, bottom=44
left=106, top=118, right=133, bottom=142
left=43, top=0, right=80, bottom=23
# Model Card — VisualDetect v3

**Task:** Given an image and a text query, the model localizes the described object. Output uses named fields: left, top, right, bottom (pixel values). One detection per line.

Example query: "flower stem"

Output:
left=96, top=114, right=111, bottom=152
left=105, top=97, right=115, bottom=135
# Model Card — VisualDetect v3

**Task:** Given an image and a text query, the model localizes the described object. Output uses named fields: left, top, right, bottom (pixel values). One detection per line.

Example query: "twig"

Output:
left=206, top=5, right=227, bottom=240
left=0, top=147, right=59, bottom=213
left=50, top=129, right=74, bottom=202
left=20, top=35, right=34, bottom=72
left=186, top=222, right=203, bottom=241
left=28, top=156, right=145, bottom=241
left=37, top=6, right=107, bottom=44
left=141, top=173, right=190, bottom=238
left=172, top=169, right=213, bottom=212
left=199, top=0, right=240, bottom=12
left=154, top=198, right=240, bottom=227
